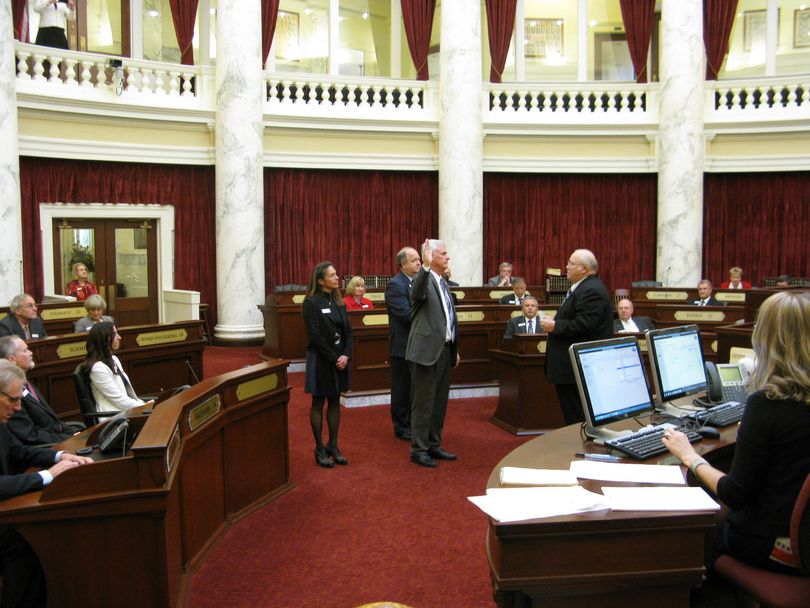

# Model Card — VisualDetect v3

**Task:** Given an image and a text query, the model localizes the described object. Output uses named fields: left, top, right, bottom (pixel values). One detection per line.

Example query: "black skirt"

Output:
left=35, top=26, right=69, bottom=50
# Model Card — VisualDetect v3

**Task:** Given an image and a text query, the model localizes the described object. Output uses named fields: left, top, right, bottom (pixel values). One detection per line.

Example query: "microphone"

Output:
left=185, top=359, right=201, bottom=385
left=664, top=266, right=671, bottom=299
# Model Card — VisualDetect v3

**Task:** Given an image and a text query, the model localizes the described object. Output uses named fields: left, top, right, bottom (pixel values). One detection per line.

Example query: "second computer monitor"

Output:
left=646, top=324, right=708, bottom=408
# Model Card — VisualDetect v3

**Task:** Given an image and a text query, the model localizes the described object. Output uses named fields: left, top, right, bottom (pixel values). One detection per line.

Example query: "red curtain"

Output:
left=485, top=0, right=517, bottom=84
left=264, top=168, right=438, bottom=288
left=401, top=0, right=436, bottom=81
left=261, top=0, right=281, bottom=66
left=18, top=158, right=218, bottom=325
left=703, top=172, right=810, bottom=287
left=704, top=0, right=739, bottom=80
left=168, top=0, right=200, bottom=65
left=619, top=0, right=655, bottom=83
left=484, top=174, right=658, bottom=291
left=12, top=0, right=27, bottom=41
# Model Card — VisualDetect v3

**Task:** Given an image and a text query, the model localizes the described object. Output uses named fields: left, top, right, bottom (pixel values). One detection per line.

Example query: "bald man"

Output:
left=613, top=299, right=655, bottom=333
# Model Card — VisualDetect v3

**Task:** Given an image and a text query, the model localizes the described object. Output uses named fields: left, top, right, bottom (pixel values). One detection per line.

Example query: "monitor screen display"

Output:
left=646, top=325, right=707, bottom=404
left=569, top=336, right=655, bottom=428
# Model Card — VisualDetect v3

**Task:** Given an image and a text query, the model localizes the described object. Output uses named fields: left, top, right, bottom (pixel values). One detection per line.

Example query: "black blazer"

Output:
left=545, top=275, right=614, bottom=384
left=0, top=316, right=47, bottom=340
left=7, top=385, right=76, bottom=445
left=385, top=271, right=413, bottom=358
left=302, top=295, right=353, bottom=395
left=0, top=425, right=57, bottom=500
left=613, top=316, right=655, bottom=333
left=499, top=294, right=523, bottom=305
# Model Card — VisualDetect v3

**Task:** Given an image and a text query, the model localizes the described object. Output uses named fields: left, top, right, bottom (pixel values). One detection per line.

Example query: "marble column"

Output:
left=0, top=1, right=23, bottom=302
left=657, top=0, right=705, bottom=287
left=213, top=0, right=265, bottom=342
left=438, top=0, right=483, bottom=285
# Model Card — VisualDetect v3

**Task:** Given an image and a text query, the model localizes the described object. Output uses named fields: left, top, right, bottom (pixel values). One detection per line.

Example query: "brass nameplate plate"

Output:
left=457, top=311, right=485, bottom=323
left=489, top=290, right=513, bottom=299
left=711, top=340, right=718, bottom=353
left=674, top=310, right=725, bottom=322
left=366, top=292, right=385, bottom=302
left=188, top=394, right=221, bottom=431
left=536, top=341, right=547, bottom=354
left=452, top=290, right=465, bottom=300
left=236, top=374, right=279, bottom=401
left=40, top=307, right=84, bottom=320
left=646, top=291, right=689, bottom=301
left=716, top=292, right=745, bottom=303
left=292, top=295, right=305, bottom=304
left=730, top=347, right=754, bottom=363
left=362, top=314, right=389, bottom=326
left=638, top=338, right=647, bottom=352
left=135, top=328, right=188, bottom=347
left=57, top=342, right=87, bottom=359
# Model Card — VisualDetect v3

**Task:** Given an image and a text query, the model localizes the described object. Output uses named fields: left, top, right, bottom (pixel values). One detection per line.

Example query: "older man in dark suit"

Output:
left=406, top=239, right=460, bottom=468
left=613, top=298, right=655, bottom=333
left=385, top=247, right=421, bottom=441
left=0, top=294, right=47, bottom=341
left=540, top=249, right=614, bottom=425
left=0, top=359, right=93, bottom=608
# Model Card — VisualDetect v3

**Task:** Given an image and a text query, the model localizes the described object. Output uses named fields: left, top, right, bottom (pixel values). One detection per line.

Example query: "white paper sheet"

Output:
left=468, top=486, right=610, bottom=523
left=569, top=460, right=686, bottom=485
left=601, top=486, right=721, bottom=511
left=499, top=466, right=579, bottom=487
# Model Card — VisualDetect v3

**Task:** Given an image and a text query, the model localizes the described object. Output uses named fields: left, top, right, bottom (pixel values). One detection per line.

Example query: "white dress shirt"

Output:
left=34, top=0, right=75, bottom=29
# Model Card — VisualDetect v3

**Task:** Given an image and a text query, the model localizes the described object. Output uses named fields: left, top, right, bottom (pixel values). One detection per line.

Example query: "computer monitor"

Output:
left=646, top=324, right=708, bottom=410
left=569, top=336, right=655, bottom=443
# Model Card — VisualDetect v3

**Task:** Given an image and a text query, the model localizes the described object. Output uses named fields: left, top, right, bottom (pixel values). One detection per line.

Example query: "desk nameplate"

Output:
left=57, top=341, right=87, bottom=359
left=235, top=374, right=279, bottom=402
left=716, top=292, right=745, bottom=303
left=536, top=341, right=547, bottom=354
left=457, top=311, right=485, bottom=323
left=40, top=307, right=85, bottom=320
left=136, top=328, right=188, bottom=347
left=362, top=314, right=389, bottom=327
left=365, top=292, right=385, bottom=302
left=451, top=290, right=465, bottom=300
left=646, top=291, right=689, bottom=301
left=292, top=295, right=305, bottom=304
left=674, top=310, right=726, bottom=322
left=188, top=394, right=221, bottom=431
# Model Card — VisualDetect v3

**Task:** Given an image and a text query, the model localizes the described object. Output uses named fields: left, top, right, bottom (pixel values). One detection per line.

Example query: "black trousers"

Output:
left=389, top=355, right=411, bottom=434
left=409, top=346, right=452, bottom=455
left=555, top=383, right=586, bottom=425
left=0, top=526, right=46, bottom=608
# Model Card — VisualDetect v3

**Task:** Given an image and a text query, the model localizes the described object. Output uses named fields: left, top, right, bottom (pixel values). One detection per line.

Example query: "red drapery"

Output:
left=703, top=172, right=810, bottom=286
left=12, top=0, right=27, bottom=41
left=619, top=0, right=655, bottom=83
left=18, top=158, right=218, bottom=325
left=261, top=0, right=281, bottom=66
left=485, top=0, right=517, bottom=84
left=484, top=173, right=658, bottom=291
left=401, top=0, right=436, bottom=81
left=168, top=0, right=200, bottom=65
left=704, top=0, right=739, bottom=80
left=264, top=168, right=438, bottom=288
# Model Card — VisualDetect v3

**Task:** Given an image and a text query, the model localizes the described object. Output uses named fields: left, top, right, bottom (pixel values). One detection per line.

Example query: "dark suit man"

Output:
left=693, top=279, right=725, bottom=306
left=385, top=247, right=421, bottom=440
left=499, top=277, right=527, bottom=305
left=540, top=249, right=614, bottom=425
left=0, top=359, right=93, bottom=608
left=613, top=298, right=655, bottom=333
left=0, top=294, right=47, bottom=341
left=487, top=261, right=515, bottom=287
left=503, top=296, right=540, bottom=339
left=0, top=336, right=84, bottom=445
left=406, top=239, right=459, bottom=468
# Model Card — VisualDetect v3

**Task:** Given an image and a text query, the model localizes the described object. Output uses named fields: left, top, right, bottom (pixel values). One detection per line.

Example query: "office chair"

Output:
left=714, top=472, right=810, bottom=608
left=72, top=364, right=118, bottom=425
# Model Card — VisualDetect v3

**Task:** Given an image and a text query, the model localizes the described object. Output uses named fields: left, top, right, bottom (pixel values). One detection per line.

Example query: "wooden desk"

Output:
left=485, top=420, right=736, bottom=607
left=0, top=301, right=87, bottom=337
left=26, top=320, right=206, bottom=421
left=0, top=360, right=292, bottom=608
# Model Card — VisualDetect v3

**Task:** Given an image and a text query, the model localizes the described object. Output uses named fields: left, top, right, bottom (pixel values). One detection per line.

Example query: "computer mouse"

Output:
left=697, top=426, right=720, bottom=439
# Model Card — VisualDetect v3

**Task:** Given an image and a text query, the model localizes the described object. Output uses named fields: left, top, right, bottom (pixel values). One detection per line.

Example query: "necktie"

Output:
left=564, top=289, right=572, bottom=301
left=527, top=319, right=534, bottom=334
left=440, top=279, right=456, bottom=340
left=700, top=299, right=706, bottom=307
left=25, top=382, right=40, bottom=403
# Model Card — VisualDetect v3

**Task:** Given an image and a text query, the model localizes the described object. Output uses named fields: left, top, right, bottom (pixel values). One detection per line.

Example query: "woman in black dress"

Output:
left=302, top=261, right=352, bottom=468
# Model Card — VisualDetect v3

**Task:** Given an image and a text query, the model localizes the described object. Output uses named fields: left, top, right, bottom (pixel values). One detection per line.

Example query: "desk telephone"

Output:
left=694, top=361, right=748, bottom=407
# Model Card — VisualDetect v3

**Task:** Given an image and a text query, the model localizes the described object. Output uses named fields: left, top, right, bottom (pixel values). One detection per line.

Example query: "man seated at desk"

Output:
left=0, top=336, right=84, bottom=445
left=488, top=262, right=515, bottom=287
left=693, top=279, right=725, bottom=307
left=0, top=294, right=47, bottom=341
left=613, top=298, right=654, bottom=333
left=0, top=359, right=93, bottom=608
left=499, top=277, right=527, bottom=305
left=503, top=296, right=541, bottom=339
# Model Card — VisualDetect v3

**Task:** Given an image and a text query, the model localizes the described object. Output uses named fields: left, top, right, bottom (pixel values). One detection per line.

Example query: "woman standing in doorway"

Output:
left=302, top=262, right=352, bottom=468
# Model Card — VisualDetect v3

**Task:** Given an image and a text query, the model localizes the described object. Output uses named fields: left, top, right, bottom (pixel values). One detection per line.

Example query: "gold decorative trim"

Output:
left=57, top=342, right=87, bottom=359
left=674, top=310, right=725, bottom=322
left=711, top=340, right=718, bottom=352
left=536, top=340, right=547, bottom=354
left=40, top=307, right=85, bottom=320
left=452, top=290, right=465, bottom=300
left=188, top=394, right=221, bottom=431
left=166, top=425, right=181, bottom=475
left=716, top=292, right=745, bottom=303
left=236, top=374, right=279, bottom=401
left=135, top=328, right=188, bottom=347
left=638, top=338, right=647, bottom=352
left=646, top=291, right=689, bottom=301
left=457, top=311, right=485, bottom=322
left=362, top=314, right=389, bottom=326
left=489, top=290, right=513, bottom=299
left=510, top=310, right=522, bottom=318
left=366, top=292, right=385, bottom=302
left=292, top=295, right=305, bottom=304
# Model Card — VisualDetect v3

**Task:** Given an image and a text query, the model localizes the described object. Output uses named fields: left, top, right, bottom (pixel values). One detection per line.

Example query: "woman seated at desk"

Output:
left=663, top=291, right=810, bottom=574
left=343, top=276, right=374, bottom=311
left=74, top=294, right=114, bottom=333
left=80, top=322, right=154, bottom=412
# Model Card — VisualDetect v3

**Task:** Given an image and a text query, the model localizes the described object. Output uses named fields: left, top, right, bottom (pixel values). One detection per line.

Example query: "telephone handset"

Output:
left=697, top=361, right=748, bottom=407
left=98, top=417, right=130, bottom=454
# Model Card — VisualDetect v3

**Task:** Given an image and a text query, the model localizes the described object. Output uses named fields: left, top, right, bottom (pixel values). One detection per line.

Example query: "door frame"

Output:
left=40, top=203, right=175, bottom=322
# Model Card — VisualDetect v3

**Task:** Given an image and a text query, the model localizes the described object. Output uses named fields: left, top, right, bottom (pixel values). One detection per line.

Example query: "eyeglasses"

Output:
left=0, top=390, right=23, bottom=403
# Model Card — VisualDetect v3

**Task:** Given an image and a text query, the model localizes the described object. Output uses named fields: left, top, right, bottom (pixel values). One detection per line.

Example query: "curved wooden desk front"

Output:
left=0, top=360, right=292, bottom=608
left=485, top=420, right=737, bottom=608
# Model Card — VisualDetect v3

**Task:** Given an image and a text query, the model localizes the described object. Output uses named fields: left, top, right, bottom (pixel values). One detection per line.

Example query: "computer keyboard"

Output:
left=687, top=401, right=745, bottom=427
left=605, top=424, right=702, bottom=460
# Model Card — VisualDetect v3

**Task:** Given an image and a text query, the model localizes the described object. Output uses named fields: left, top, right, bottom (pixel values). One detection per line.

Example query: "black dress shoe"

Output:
left=394, top=429, right=412, bottom=441
left=326, top=445, right=348, bottom=465
left=410, top=453, right=437, bottom=468
left=315, top=447, right=335, bottom=468
left=428, top=448, right=457, bottom=461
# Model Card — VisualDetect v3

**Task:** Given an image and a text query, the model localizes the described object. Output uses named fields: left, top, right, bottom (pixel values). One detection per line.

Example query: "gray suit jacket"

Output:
left=74, top=315, right=114, bottom=333
left=406, top=267, right=457, bottom=366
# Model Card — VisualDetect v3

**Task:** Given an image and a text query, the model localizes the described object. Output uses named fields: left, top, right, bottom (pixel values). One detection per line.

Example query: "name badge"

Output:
left=517, top=323, right=526, bottom=327
left=32, top=334, right=40, bottom=338
left=321, top=308, right=331, bottom=314
left=362, top=304, right=370, bottom=309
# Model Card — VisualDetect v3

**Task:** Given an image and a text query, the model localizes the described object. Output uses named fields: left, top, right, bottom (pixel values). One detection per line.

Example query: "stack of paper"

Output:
left=468, top=486, right=610, bottom=523
left=499, top=466, right=578, bottom=486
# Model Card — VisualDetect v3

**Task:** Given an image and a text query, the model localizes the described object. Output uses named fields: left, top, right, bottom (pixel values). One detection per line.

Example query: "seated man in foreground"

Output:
left=0, top=359, right=93, bottom=607
left=503, top=296, right=541, bottom=339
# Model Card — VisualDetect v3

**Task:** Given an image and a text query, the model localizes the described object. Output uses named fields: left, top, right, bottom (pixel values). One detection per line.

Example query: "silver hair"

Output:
left=522, top=295, right=539, bottom=305
left=84, top=294, right=107, bottom=312
left=427, top=239, right=444, bottom=252
left=572, top=249, right=598, bottom=273
left=0, top=359, right=25, bottom=391
left=9, top=293, right=31, bottom=314
left=0, top=336, right=22, bottom=360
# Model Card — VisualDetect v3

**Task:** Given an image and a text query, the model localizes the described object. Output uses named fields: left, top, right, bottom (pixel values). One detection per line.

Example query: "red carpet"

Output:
left=193, top=348, right=528, bottom=607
